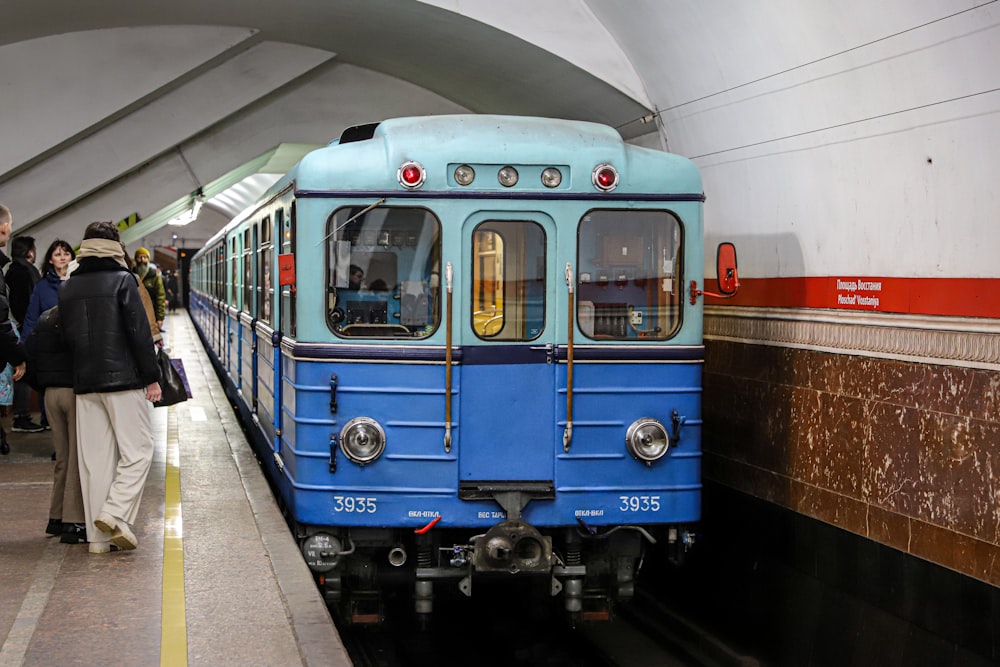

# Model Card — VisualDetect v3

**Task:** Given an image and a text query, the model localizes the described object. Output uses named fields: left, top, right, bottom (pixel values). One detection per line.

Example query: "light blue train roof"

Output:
left=292, top=114, right=702, bottom=195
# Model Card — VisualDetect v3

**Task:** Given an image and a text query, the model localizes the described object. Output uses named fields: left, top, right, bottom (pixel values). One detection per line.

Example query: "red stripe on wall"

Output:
left=702, top=276, right=1000, bottom=319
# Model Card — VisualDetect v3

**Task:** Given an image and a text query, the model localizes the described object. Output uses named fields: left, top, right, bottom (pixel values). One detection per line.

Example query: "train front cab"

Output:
left=277, top=188, right=739, bottom=623
left=185, top=121, right=744, bottom=625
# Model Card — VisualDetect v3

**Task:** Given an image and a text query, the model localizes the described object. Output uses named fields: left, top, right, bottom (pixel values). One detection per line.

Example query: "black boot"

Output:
left=0, top=427, right=8, bottom=455
left=60, top=523, right=88, bottom=544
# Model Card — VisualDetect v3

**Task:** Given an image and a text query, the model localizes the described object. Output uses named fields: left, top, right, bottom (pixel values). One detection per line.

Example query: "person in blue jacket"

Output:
left=21, top=239, right=75, bottom=341
left=21, top=239, right=76, bottom=440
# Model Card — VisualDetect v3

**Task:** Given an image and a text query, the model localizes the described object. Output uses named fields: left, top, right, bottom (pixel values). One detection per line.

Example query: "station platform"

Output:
left=0, top=310, right=352, bottom=667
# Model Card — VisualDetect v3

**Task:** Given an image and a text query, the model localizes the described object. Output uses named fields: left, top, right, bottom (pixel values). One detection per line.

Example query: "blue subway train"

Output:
left=189, top=114, right=738, bottom=623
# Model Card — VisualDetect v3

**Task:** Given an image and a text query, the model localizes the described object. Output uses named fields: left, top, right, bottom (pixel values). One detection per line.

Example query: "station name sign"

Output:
left=835, top=278, right=883, bottom=309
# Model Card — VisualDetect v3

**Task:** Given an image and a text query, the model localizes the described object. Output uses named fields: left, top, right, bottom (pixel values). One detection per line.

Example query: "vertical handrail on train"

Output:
left=444, top=262, right=454, bottom=452
left=563, top=262, right=574, bottom=451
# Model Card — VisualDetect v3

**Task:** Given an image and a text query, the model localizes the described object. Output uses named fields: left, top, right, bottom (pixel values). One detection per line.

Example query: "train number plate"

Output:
left=332, top=496, right=377, bottom=513
left=618, top=495, right=661, bottom=512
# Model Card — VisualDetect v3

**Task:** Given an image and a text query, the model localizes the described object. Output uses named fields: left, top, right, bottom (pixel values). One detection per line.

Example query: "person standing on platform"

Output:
left=24, top=306, right=86, bottom=543
left=6, top=235, right=43, bottom=433
left=0, top=204, right=28, bottom=455
left=133, top=247, right=165, bottom=331
left=22, top=240, right=79, bottom=538
left=164, top=269, right=179, bottom=312
left=59, top=222, right=161, bottom=553
left=122, top=245, right=163, bottom=348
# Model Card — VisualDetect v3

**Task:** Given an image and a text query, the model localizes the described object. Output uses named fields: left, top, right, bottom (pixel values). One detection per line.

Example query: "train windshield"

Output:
left=325, top=206, right=441, bottom=338
left=576, top=209, right=682, bottom=340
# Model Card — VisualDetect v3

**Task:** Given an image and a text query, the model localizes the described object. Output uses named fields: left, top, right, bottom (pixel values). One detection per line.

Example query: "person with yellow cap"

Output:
left=133, top=247, right=165, bottom=329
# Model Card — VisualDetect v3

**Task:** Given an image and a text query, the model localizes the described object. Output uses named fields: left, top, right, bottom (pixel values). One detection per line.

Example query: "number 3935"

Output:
left=619, top=495, right=661, bottom=512
left=333, top=496, right=377, bottom=513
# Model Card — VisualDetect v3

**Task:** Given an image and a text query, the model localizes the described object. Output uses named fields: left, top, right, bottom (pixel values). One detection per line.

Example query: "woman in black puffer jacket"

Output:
left=57, top=222, right=161, bottom=553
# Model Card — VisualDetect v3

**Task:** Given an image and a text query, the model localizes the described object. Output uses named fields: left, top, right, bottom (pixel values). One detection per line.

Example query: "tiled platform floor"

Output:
left=0, top=310, right=350, bottom=667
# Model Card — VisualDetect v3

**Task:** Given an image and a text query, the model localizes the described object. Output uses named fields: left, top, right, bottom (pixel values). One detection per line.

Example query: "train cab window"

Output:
left=472, top=221, right=545, bottom=341
left=576, top=210, right=682, bottom=341
left=325, top=206, right=441, bottom=338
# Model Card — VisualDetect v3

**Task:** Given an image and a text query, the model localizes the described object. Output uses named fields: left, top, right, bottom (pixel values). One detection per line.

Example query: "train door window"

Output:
left=220, top=245, right=227, bottom=303
left=576, top=210, right=682, bottom=340
left=243, top=228, right=254, bottom=314
left=471, top=220, right=545, bottom=341
left=230, top=237, right=239, bottom=308
left=281, top=202, right=297, bottom=337
left=258, top=215, right=272, bottom=324
left=325, top=205, right=441, bottom=338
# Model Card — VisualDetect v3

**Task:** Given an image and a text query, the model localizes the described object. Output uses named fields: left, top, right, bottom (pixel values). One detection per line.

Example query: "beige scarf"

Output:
left=75, top=238, right=128, bottom=270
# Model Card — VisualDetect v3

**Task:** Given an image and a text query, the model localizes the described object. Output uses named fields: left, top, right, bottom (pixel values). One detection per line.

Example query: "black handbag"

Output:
left=154, top=347, right=188, bottom=408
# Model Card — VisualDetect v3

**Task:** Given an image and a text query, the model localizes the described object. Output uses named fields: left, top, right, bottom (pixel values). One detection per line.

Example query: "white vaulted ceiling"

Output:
left=0, top=0, right=996, bottom=281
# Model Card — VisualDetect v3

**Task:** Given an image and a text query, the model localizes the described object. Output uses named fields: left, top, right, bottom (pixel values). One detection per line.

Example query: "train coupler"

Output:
left=471, top=519, right=552, bottom=574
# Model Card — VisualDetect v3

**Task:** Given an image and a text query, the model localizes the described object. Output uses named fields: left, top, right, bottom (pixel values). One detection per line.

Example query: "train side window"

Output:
left=325, top=205, right=441, bottom=338
left=258, top=215, right=272, bottom=324
left=471, top=220, right=545, bottom=341
left=243, top=228, right=254, bottom=315
left=576, top=209, right=682, bottom=341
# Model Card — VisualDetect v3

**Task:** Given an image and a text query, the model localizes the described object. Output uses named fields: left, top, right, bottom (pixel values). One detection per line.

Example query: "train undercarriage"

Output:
left=299, top=493, right=694, bottom=625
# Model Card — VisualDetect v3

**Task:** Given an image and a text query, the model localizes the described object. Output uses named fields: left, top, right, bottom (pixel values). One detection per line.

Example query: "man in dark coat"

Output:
left=59, top=221, right=161, bottom=553
left=6, top=234, right=43, bottom=432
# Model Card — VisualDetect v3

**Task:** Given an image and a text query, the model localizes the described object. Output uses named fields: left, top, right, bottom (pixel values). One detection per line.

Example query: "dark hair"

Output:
left=83, top=221, right=120, bottom=241
left=11, top=236, right=35, bottom=259
left=42, top=239, right=75, bottom=269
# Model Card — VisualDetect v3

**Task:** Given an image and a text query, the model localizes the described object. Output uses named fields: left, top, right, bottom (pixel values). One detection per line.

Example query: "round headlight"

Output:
left=625, top=418, right=669, bottom=463
left=340, top=417, right=386, bottom=464
left=540, top=167, right=562, bottom=188
left=497, top=166, right=519, bottom=187
left=592, top=163, right=619, bottom=192
left=398, top=160, right=426, bottom=189
left=454, top=164, right=476, bottom=186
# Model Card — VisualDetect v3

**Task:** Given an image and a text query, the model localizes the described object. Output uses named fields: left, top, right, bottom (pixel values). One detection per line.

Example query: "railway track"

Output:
left=334, top=585, right=760, bottom=666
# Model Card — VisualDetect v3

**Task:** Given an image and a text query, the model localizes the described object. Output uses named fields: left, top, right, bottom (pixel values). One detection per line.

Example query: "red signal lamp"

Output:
left=592, top=164, right=619, bottom=191
left=398, top=160, right=426, bottom=189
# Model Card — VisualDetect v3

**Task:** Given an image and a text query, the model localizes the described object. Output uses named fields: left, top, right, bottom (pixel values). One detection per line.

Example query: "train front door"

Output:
left=458, top=214, right=557, bottom=482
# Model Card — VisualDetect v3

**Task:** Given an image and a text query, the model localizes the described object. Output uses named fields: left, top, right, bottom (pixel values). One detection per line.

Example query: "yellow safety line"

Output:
left=161, top=405, right=188, bottom=666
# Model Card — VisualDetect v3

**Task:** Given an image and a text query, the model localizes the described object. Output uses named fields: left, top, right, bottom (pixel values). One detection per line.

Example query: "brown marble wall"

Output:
left=703, top=339, right=1000, bottom=586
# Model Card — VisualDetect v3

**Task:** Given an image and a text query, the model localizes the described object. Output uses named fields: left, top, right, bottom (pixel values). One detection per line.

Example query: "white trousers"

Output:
left=76, top=389, right=153, bottom=544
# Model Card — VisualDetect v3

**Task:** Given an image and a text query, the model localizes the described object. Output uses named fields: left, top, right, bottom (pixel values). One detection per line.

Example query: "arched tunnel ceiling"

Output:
left=0, top=0, right=656, bottom=251
left=1, top=1, right=997, bottom=282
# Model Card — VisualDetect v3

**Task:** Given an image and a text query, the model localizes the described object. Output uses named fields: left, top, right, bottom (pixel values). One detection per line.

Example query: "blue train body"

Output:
left=190, top=115, right=713, bottom=622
